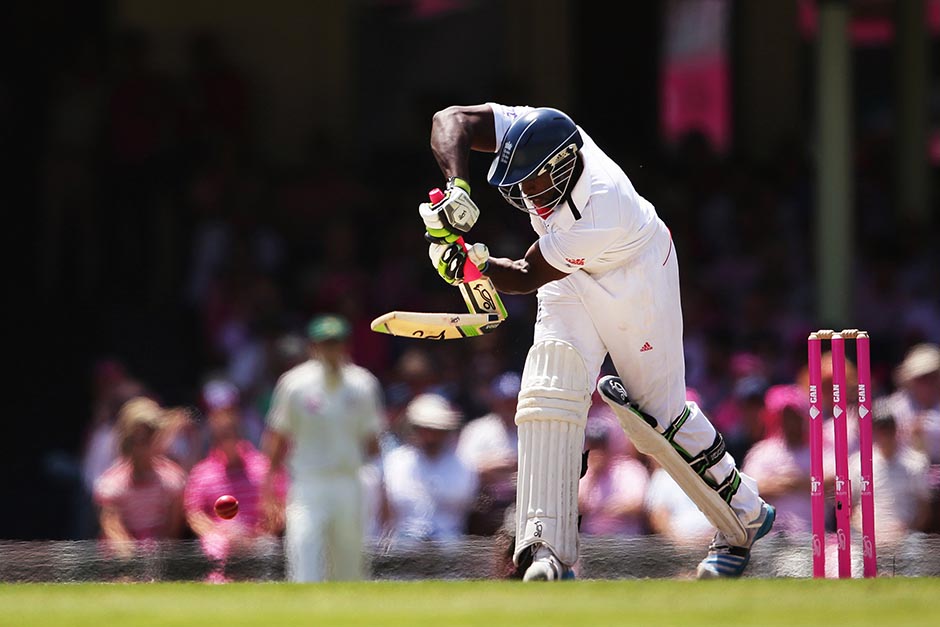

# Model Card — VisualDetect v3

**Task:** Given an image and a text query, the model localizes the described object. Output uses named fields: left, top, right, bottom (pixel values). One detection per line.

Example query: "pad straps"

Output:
left=623, top=398, right=739, bottom=503
left=662, top=405, right=739, bottom=503
left=713, top=468, right=743, bottom=505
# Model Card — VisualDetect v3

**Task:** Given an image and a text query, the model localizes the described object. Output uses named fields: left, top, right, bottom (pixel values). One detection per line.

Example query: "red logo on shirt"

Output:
left=565, top=257, right=585, bottom=266
left=640, top=342, right=653, bottom=353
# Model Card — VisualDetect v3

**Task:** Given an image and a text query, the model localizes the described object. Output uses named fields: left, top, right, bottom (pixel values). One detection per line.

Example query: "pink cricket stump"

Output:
left=856, top=332, right=877, bottom=577
left=830, top=333, right=852, bottom=578
left=807, top=334, right=826, bottom=578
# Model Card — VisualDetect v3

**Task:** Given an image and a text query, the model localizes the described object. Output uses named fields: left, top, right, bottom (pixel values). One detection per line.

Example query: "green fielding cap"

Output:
left=307, top=314, right=351, bottom=342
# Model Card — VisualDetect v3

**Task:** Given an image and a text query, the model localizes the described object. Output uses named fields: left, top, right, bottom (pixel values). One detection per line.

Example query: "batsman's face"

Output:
left=520, top=171, right=561, bottom=209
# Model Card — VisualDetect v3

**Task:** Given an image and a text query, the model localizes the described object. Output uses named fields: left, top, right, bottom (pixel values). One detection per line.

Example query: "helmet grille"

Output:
left=497, top=148, right=578, bottom=215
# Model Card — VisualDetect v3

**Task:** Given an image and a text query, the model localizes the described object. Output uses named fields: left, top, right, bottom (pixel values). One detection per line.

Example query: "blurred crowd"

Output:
left=29, top=26, right=939, bottom=577
left=77, top=330, right=939, bottom=581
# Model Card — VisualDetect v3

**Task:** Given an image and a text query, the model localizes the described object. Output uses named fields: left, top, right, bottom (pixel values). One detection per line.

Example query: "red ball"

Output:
left=214, top=495, right=239, bottom=520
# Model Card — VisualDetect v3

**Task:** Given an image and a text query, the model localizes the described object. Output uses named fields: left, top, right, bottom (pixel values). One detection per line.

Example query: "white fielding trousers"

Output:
left=285, top=474, right=365, bottom=582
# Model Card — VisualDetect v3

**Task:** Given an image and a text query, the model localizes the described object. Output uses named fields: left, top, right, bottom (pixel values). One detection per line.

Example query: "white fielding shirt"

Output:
left=266, top=360, right=383, bottom=481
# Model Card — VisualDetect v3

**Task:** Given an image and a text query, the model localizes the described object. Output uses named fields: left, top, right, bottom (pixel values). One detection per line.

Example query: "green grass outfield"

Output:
left=1, top=578, right=938, bottom=627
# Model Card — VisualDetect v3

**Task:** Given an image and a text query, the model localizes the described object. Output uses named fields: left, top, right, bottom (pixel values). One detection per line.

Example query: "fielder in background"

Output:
left=261, top=314, right=384, bottom=582
left=421, top=104, right=775, bottom=580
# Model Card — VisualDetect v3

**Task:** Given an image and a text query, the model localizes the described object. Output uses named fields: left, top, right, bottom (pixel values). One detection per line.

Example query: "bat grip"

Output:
left=458, top=236, right=482, bottom=282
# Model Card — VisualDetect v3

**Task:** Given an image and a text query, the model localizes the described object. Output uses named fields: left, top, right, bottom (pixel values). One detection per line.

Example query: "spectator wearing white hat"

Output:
left=849, top=410, right=932, bottom=543
left=384, top=393, right=479, bottom=543
left=876, top=343, right=940, bottom=532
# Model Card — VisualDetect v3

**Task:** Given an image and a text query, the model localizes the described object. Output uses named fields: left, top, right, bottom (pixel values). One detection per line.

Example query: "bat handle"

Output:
left=429, top=188, right=482, bottom=282
left=458, top=235, right=482, bottom=281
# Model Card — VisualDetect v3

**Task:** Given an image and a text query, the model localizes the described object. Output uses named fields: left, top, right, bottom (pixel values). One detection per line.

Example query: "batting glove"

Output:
left=428, top=240, right=489, bottom=285
left=419, top=177, right=480, bottom=244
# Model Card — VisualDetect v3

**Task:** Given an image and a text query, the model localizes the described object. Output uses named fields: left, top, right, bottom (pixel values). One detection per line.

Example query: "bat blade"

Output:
left=371, top=311, right=503, bottom=340
left=458, top=275, right=508, bottom=319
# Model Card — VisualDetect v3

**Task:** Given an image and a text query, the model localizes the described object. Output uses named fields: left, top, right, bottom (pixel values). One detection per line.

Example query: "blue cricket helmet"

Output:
left=487, top=107, right=583, bottom=213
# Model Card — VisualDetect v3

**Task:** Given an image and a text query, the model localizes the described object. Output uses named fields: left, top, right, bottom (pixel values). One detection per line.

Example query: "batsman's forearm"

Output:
left=430, top=105, right=497, bottom=179
left=485, top=256, right=539, bottom=295
left=430, top=110, right=473, bottom=180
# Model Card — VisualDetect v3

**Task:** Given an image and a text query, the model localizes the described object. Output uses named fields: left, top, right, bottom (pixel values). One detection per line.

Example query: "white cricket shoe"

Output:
left=696, top=502, right=776, bottom=579
left=522, top=545, right=575, bottom=582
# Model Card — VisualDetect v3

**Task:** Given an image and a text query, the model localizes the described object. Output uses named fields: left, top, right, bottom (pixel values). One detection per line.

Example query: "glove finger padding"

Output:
left=442, top=244, right=466, bottom=282
left=428, top=242, right=461, bottom=285
left=428, top=241, right=489, bottom=285
left=466, top=242, right=490, bottom=271
left=420, top=202, right=461, bottom=244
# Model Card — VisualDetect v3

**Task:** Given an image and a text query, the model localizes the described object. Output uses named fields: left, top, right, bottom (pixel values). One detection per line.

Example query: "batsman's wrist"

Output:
left=446, top=176, right=471, bottom=196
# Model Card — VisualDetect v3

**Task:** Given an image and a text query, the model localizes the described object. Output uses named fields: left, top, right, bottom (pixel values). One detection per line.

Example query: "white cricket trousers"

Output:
left=285, top=474, right=365, bottom=582
left=533, top=218, right=762, bottom=524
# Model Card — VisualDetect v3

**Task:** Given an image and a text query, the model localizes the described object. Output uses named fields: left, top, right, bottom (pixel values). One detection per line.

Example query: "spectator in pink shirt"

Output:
left=184, top=402, right=287, bottom=581
left=741, top=384, right=811, bottom=534
left=93, top=397, right=186, bottom=557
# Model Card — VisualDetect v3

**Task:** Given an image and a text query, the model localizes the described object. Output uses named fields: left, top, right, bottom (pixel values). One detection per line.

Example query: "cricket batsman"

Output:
left=419, top=104, right=775, bottom=580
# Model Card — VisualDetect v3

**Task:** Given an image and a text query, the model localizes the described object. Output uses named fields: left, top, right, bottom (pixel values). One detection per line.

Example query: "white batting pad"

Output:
left=597, top=375, right=749, bottom=546
left=514, top=340, right=592, bottom=566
